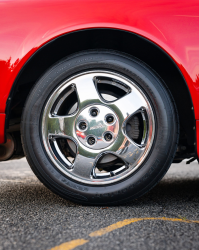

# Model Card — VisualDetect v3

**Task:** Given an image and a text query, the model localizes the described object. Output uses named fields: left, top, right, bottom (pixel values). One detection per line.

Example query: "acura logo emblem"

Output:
left=90, top=123, right=105, bottom=130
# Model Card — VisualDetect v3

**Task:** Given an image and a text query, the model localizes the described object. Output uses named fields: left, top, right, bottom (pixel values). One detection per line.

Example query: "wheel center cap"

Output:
left=75, top=104, right=119, bottom=149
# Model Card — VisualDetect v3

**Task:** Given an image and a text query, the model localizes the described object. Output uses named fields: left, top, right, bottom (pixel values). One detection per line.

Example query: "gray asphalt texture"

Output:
left=0, top=159, right=199, bottom=250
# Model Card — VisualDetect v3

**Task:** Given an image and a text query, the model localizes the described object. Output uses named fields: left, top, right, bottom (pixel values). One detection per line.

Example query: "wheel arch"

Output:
left=6, top=28, right=196, bottom=159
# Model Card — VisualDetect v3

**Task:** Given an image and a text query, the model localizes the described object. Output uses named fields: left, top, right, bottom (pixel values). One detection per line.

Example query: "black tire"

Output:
left=21, top=50, right=179, bottom=205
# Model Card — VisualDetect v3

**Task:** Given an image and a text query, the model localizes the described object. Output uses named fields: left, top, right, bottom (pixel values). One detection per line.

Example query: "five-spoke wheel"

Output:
left=42, top=71, right=155, bottom=184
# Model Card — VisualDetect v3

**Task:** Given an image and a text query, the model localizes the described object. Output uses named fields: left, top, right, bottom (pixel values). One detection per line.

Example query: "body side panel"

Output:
left=0, top=114, right=6, bottom=143
left=0, top=0, right=199, bottom=144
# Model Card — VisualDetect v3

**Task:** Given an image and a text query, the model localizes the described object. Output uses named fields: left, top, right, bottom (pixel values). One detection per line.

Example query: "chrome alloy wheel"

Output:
left=42, top=71, right=155, bottom=185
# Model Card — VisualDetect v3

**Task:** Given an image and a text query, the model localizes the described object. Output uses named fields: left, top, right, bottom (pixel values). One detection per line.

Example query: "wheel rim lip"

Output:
left=41, top=70, right=155, bottom=185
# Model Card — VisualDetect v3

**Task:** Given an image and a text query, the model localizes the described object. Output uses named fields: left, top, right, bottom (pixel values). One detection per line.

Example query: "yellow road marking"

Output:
left=50, top=239, right=88, bottom=250
left=89, top=218, right=143, bottom=237
left=50, top=217, right=199, bottom=250
left=89, top=217, right=199, bottom=237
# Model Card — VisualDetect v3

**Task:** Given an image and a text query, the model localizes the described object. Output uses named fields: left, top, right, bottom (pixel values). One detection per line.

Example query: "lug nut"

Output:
left=106, top=115, right=114, bottom=124
left=104, top=132, right=113, bottom=141
left=87, top=136, right=96, bottom=145
left=90, top=108, right=98, bottom=117
left=79, top=121, right=87, bottom=130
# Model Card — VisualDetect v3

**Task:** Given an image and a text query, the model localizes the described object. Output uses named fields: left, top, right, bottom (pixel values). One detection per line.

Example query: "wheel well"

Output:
left=7, top=28, right=196, bottom=160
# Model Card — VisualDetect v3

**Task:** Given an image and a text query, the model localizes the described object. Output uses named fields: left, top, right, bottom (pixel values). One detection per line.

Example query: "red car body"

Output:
left=0, top=0, right=199, bottom=156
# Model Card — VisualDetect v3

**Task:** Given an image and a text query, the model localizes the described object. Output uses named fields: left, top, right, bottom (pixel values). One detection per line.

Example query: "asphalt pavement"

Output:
left=0, top=158, right=199, bottom=250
